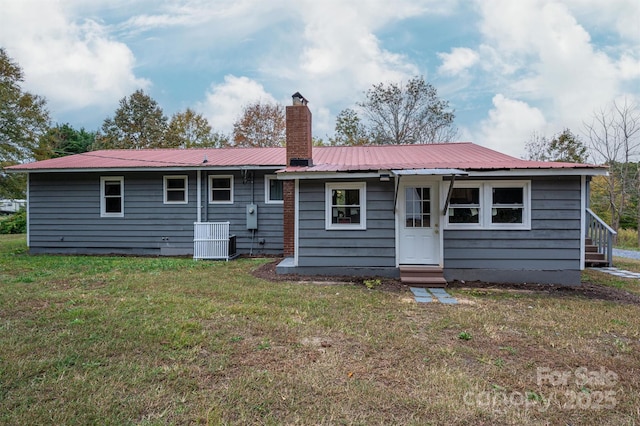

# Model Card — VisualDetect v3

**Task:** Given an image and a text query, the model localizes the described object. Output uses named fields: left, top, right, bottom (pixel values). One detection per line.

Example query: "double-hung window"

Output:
left=209, top=175, right=234, bottom=204
left=100, top=176, right=124, bottom=217
left=445, top=181, right=530, bottom=229
left=325, top=182, right=366, bottom=230
left=164, top=176, right=188, bottom=204
left=265, top=175, right=283, bottom=204
left=448, top=186, right=481, bottom=225
left=491, top=186, right=525, bottom=225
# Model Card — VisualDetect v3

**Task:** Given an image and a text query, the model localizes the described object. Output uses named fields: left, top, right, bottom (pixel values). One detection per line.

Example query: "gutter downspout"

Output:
left=197, top=170, right=202, bottom=223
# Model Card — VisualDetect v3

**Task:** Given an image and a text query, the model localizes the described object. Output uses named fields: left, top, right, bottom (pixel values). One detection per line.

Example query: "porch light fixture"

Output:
left=379, top=173, right=390, bottom=182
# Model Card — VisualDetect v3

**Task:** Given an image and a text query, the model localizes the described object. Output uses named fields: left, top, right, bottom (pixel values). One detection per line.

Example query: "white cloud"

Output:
left=468, top=0, right=640, bottom=154
left=0, top=0, right=149, bottom=114
left=562, top=0, right=640, bottom=43
left=197, top=75, right=278, bottom=134
left=254, top=0, right=442, bottom=129
left=438, top=47, right=480, bottom=75
left=478, top=95, right=547, bottom=157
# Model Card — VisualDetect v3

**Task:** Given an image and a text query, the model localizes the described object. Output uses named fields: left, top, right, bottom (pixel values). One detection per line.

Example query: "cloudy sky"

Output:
left=1, top=0, right=638, bottom=157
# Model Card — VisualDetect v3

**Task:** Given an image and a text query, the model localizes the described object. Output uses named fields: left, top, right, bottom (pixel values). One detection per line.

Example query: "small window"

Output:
left=100, top=176, right=124, bottom=217
left=491, top=186, right=524, bottom=224
left=265, top=175, right=283, bottom=204
left=448, top=187, right=481, bottom=224
left=325, top=182, right=366, bottom=230
left=164, top=176, right=188, bottom=204
left=209, top=175, right=233, bottom=204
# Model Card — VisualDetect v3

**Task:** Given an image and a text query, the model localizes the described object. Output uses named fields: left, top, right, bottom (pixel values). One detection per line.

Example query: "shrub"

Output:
left=0, top=209, right=26, bottom=234
left=615, top=228, right=639, bottom=249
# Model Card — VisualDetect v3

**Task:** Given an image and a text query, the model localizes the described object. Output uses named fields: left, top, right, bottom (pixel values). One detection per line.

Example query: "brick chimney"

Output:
left=283, top=92, right=312, bottom=257
left=286, top=92, right=313, bottom=167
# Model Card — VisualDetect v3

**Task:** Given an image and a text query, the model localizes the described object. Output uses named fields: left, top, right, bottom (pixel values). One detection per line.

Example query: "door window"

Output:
left=405, top=187, right=431, bottom=228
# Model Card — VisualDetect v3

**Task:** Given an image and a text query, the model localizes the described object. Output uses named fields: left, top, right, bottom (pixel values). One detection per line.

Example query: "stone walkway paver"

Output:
left=593, top=267, right=640, bottom=280
left=410, top=287, right=457, bottom=304
left=409, top=287, right=433, bottom=303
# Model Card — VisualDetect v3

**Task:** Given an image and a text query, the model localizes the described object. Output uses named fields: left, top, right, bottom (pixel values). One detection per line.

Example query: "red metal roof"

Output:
left=7, top=147, right=286, bottom=170
left=6, top=143, right=602, bottom=172
left=308, top=143, right=594, bottom=172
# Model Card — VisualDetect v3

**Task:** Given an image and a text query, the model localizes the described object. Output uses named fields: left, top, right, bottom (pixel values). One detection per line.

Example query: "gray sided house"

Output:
left=274, top=97, right=610, bottom=286
left=9, top=148, right=288, bottom=258
left=8, top=95, right=611, bottom=286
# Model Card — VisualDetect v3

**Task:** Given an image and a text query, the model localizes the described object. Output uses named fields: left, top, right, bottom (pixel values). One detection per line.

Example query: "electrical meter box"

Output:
left=246, top=204, right=258, bottom=230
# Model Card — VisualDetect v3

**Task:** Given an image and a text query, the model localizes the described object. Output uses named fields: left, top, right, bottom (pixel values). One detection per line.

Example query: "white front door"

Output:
left=398, top=181, right=440, bottom=265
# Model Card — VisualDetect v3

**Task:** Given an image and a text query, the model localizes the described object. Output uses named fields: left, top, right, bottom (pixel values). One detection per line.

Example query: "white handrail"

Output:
left=586, top=208, right=617, bottom=235
left=585, top=209, right=616, bottom=267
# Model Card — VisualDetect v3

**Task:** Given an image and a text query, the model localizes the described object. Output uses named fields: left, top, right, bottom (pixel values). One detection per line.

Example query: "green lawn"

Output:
left=1, top=235, right=639, bottom=425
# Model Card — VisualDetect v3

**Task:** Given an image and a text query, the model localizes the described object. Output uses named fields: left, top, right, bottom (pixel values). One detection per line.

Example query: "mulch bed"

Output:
left=252, top=259, right=640, bottom=305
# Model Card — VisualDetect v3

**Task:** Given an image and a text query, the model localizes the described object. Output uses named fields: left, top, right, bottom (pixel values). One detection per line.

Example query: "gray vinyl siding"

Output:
left=204, top=171, right=283, bottom=255
left=443, top=176, right=582, bottom=271
left=297, top=178, right=396, bottom=268
left=28, top=170, right=283, bottom=256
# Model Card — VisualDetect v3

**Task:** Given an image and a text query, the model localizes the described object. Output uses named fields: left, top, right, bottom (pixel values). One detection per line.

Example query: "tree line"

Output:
left=3, top=46, right=640, bottom=245
left=524, top=99, right=640, bottom=246
left=1, top=47, right=457, bottom=198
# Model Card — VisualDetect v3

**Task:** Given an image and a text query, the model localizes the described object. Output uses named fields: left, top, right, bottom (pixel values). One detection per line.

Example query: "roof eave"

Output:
left=5, top=164, right=286, bottom=173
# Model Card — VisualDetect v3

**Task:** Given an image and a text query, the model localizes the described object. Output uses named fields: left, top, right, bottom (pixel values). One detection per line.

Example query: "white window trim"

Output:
left=100, top=176, right=124, bottom=218
left=264, top=174, right=284, bottom=204
left=487, top=181, right=530, bottom=230
left=444, top=180, right=531, bottom=230
left=325, top=182, right=367, bottom=230
left=444, top=182, right=483, bottom=229
left=163, top=175, right=188, bottom=204
left=208, top=175, right=234, bottom=204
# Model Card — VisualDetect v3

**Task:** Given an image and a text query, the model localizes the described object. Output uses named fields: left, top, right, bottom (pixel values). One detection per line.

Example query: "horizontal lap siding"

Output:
left=443, top=176, right=582, bottom=270
left=204, top=171, right=282, bottom=255
left=29, top=170, right=283, bottom=256
left=29, top=172, right=198, bottom=254
left=297, top=179, right=396, bottom=268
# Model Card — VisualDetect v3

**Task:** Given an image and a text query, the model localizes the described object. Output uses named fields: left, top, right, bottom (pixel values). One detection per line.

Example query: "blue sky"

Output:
left=0, top=0, right=638, bottom=157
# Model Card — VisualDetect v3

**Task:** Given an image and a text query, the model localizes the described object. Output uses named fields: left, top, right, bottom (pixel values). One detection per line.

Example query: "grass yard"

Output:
left=1, top=235, right=639, bottom=425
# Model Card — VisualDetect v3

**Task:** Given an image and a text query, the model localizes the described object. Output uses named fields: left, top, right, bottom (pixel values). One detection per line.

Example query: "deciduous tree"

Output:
left=94, top=90, right=168, bottom=149
left=585, top=99, right=640, bottom=241
left=232, top=102, right=285, bottom=147
left=329, top=108, right=370, bottom=145
left=357, top=76, right=457, bottom=144
left=0, top=48, right=50, bottom=198
left=525, top=129, right=588, bottom=163
left=166, top=108, right=228, bottom=148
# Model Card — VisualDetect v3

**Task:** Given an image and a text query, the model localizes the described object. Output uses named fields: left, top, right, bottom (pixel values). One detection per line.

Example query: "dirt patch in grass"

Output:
left=253, top=259, right=640, bottom=305
left=450, top=281, right=640, bottom=306
left=251, top=258, right=405, bottom=292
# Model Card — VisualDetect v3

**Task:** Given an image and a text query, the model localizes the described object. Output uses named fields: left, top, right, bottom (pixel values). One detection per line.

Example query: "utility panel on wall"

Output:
left=246, top=204, right=258, bottom=230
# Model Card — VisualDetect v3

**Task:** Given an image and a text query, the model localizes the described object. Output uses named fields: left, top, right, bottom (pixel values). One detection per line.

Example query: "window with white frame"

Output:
left=445, top=181, right=530, bottom=229
left=491, top=185, right=525, bottom=225
left=265, top=175, right=283, bottom=204
left=325, top=182, right=366, bottom=230
left=448, top=185, right=481, bottom=225
left=209, top=175, right=233, bottom=204
left=164, top=175, right=188, bottom=204
left=100, top=176, right=124, bottom=217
